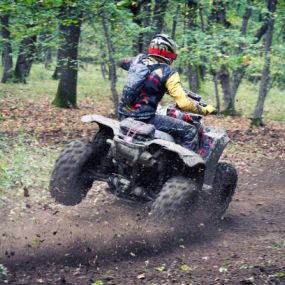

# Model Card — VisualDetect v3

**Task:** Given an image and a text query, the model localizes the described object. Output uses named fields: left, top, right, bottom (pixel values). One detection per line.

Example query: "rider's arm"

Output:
left=165, top=72, right=208, bottom=115
left=119, top=57, right=134, bottom=71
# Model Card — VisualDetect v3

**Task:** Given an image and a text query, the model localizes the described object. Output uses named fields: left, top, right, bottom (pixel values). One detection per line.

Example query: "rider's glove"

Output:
left=202, top=105, right=216, bottom=115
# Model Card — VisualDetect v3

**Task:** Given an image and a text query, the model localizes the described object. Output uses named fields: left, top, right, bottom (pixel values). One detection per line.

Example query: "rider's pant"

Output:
left=146, top=115, right=198, bottom=152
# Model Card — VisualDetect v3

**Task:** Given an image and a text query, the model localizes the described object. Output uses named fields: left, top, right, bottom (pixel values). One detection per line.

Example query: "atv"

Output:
left=49, top=105, right=238, bottom=220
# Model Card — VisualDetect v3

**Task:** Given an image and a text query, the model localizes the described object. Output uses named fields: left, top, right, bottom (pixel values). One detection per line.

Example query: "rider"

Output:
left=118, top=34, right=215, bottom=151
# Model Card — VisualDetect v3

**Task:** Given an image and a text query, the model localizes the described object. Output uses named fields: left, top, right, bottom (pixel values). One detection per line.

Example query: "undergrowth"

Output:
left=0, top=134, right=59, bottom=196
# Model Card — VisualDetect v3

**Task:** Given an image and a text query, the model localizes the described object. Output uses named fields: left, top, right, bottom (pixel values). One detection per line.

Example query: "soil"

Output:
left=0, top=158, right=284, bottom=285
left=0, top=107, right=284, bottom=284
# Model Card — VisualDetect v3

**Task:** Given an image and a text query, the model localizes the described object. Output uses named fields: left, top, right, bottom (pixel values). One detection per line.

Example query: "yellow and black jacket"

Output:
left=118, top=55, right=206, bottom=120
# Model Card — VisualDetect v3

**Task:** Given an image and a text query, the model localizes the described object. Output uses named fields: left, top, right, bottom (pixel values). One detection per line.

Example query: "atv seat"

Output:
left=119, top=118, right=155, bottom=141
left=154, top=130, right=174, bottom=142
left=119, top=117, right=174, bottom=143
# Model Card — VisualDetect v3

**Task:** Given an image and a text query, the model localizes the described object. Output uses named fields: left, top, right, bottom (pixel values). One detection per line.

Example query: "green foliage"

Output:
left=180, top=264, right=190, bottom=271
left=0, top=264, right=8, bottom=276
left=269, top=272, right=285, bottom=278
left=92, top=281, right=104, bottom=285
left=250, top=117, right=264, bottom=127
left=218, top=266, right=228, bottom=273
left=0, top=0, right=285, bottom=118
left=178, top=28, right=261, bottom=72
left=155, top=264, right=166, bottom=272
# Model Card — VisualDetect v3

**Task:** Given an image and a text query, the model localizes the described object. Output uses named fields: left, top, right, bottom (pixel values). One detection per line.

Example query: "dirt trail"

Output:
left=0, top=158, right=285, bottom=285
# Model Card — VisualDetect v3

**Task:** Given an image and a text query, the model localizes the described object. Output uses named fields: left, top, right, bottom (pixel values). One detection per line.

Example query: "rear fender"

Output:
left=81, top=114, right=120, bottom=136
left=81, top=114, right=205, bottom=180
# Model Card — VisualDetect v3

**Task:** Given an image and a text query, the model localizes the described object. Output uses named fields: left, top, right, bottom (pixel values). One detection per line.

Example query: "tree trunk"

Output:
left=199, top=4, right=205, bottom=32
left=240, top=5, right=252, bottom=35
left=40, top=32, right=53, bottom=69
left=226, top=4, right=252, bottom=107
left=187, top=0, right=199, bottom=92
left=230, top=67, right=246, bottom=103
left=128, top=2, right=143, bottom=54
left=208, top=0, right=231, bottom=28
left=102, top=12, right=119, bottom=117
left=0, top=14, right=13, bottom=83
left=153, top=0, right=169, bottom=35
left=100, top=62, right=108, bottom=80
left=213, top=73, right=220, bottom=113
left=219, top=65, right=233, bottom=113
left=52, top=47, right=64, bottom=80
left=216, top=3, right=252, bottom=115
left=188, top=65, right=200, bottom=93
left=14, top=31, right=37, bottom=83
left=44, top=46, right=52, bottom=69
left=52, top=8, right=82, bottom=108
left=142, top=0, right=152, bottom=53
left=171, top=4, right=180, bottom=40
left=252, top=0, right=277, bottom=126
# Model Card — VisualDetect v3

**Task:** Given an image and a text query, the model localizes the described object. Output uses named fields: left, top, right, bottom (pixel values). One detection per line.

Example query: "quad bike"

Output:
left=49, top=102, right=238, bottom=220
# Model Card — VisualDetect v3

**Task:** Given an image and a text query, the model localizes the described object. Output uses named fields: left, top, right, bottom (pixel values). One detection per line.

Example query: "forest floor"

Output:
left=0, top=98, right=285, bottom=285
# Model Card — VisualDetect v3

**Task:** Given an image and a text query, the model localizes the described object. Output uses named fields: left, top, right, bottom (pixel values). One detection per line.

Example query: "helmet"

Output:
left=148, top=34, right=178, bottom=64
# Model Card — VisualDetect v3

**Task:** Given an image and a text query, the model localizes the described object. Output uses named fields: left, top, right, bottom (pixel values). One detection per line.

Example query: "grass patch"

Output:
left=199, top=79, right=285, bottom=121
left=0, top=133, right=59, bottom=196
left=0, top=63, right=125, bottom=104
left=0, top=62, right=284, bottom=121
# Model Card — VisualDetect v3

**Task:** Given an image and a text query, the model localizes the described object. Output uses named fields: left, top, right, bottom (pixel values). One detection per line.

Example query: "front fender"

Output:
left=149, top=139, right=205, bottom=169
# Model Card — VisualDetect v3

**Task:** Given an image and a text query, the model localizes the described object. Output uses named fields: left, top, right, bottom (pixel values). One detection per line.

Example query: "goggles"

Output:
left=148, top=48, right=177, bottom=60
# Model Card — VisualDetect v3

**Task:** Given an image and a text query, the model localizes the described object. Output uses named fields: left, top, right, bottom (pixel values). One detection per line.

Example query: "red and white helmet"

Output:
left=148, top=34, right=178, bottom=64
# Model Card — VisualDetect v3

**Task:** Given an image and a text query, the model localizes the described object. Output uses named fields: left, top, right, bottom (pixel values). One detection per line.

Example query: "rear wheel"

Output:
left=49, top=130, right=112, bottom=205
left=151, top=176, right=199, bottom=218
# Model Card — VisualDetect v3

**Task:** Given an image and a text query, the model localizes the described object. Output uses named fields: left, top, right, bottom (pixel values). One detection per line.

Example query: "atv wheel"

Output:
left=211, top=162, right=238, bottom=219
left=151, top=176, right=199, bottom=218
left=50, top=131, right=111, bottom=205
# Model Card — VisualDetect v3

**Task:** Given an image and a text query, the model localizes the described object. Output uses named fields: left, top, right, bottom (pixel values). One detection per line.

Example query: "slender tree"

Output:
left=40, top=33, right=53, bottom=69
left=187, top=0, right=200, bottom=93
left=101, top=11, right=119, bottom=117
left=0, top=12, right=13, bottom=83
left=252, top=0, right=277, bottom=126
left=142, top=0, right=152, bottom=53
left=212, top=1, right=252, bottom=115
left=52, top=47, right=64, bottom=80
left=153, top=0, right=169, bottom=35
left=14, top=31, right=37, bottom=83
left=13, top=3, right=40, bottom=83
left=208, top=0, right=231, bottom=29
left=171, top=3, right=181, bottom=40
left=127, top=1, right=144, bottom=53
left=52, top=5, right=82, bottom=108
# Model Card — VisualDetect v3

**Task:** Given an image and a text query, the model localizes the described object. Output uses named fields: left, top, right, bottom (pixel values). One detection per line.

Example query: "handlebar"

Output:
left=185, top=90, right=207, bottom=107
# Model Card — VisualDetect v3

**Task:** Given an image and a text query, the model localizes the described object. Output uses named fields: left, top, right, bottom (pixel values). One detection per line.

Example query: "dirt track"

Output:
left=0, top=156, right=284, bottom=285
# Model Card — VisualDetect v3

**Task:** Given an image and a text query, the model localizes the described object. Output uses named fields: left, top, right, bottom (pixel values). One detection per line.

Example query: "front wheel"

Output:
left=210, top=162, right=238, bottom=219
left=151, top=176, right=199, bottom=218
